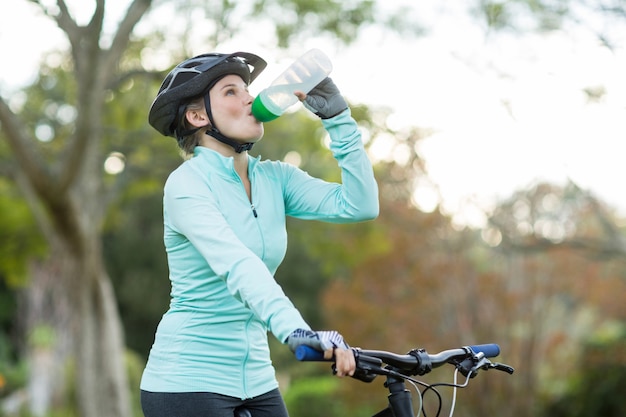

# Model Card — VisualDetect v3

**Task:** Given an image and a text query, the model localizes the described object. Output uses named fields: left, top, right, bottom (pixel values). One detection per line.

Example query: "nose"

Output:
left=245, top=91, right=254, bottom=105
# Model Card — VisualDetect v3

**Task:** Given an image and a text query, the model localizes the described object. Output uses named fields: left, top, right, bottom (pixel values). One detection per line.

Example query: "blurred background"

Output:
left=0, top=1, right=625, bottom=416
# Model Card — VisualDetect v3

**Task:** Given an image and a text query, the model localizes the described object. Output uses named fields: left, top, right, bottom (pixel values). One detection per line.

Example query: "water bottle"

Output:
left=252, top=49, right=333, bottom=122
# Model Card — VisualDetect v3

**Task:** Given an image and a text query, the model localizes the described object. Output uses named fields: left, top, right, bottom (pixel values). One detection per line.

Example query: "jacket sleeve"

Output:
left=283, top=108, right=379, bottom=222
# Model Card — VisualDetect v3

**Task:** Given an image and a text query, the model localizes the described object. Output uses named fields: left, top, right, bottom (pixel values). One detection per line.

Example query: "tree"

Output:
left=488, top=181, right=626, bottom=264
left=0, top=1, right=415, bottom=415
left=542, top=329, right=626, bottom=417
left=0, top=1, right=153, bottom=414
left=303, top=129, right=626, bottom=417
left=476, top=0, right=625, bottom=50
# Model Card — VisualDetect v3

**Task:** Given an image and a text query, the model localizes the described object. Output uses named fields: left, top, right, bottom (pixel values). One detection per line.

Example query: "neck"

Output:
left=198, top=133, right=249, bottom=176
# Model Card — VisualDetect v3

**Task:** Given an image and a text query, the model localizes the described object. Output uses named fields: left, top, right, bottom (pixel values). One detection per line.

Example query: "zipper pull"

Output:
left=251, top=204, right=258, bottom=218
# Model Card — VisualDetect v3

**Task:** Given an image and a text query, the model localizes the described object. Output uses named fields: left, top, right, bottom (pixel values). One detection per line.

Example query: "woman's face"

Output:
left=209, top=74, right=264, bottom=143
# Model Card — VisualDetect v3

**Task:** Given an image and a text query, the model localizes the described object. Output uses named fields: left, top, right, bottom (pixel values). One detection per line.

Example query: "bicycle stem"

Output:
left=385, top=375, right=414, bottom=417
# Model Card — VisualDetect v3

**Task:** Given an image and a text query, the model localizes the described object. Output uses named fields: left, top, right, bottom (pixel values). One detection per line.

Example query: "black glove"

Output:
left=303, top=77, right=348, bottom=119
left=286, top=329, right=349, bottom=352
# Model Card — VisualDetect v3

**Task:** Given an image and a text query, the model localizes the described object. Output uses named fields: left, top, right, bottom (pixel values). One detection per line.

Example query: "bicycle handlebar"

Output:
left=295, top=342, right=514, bottom=417
left=295, top=343, right=514, bottom=378
left=296, top=343, right=499, bottom=362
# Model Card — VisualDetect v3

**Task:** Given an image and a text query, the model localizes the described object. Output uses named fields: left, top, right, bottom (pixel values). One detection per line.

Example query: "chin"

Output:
left=226, top=124, right=263, bottom=143
left=237, top=134, right=263, bottom=145
left=250, top=126, right=264, bottom=141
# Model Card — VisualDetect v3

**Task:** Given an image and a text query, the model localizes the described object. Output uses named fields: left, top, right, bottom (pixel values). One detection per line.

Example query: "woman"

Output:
left=140, top=51, right=379, bottom=417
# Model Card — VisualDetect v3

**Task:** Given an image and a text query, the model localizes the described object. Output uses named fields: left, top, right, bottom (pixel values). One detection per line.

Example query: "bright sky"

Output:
left=2, top=1, right=625, bottom=227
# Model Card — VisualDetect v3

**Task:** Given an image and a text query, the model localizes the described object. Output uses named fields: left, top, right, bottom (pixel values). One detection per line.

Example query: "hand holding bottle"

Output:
left=296, top=77, right=348, bottom=119
left=252, top=49, right=334, bottom=122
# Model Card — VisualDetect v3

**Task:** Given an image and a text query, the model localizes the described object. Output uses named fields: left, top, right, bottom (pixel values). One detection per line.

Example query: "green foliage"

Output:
left=125, top=349, right=147, bottom=417
left=251, top=0, right=376, bottom=47
left=27, top=325, right=56, bottom=350
left=138, top=0, right=417, bottom=59
left=0, top=282, right=16, bottom=332
left=283, top=376, right=347, bottom=417
left=5, top=2, right=626, bottom=416
left=0, top=179, right=46, bottom=287
left=0, top=349, right=145, bottom=417
left=283, top=375, right=382, bottom=416
left=541, top=324, right=626, bottom=417
left=8, top=52, right=78, bottom=167
left=480, top=1, right=510, bottom=29
left=0, top=281, right=23, bottom=403
left=0, top=333, right=28, bottom=396
left=474, top=0, right=626, bottom=38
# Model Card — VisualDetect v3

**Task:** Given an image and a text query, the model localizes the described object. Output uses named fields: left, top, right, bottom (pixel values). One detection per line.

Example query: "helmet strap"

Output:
left=203, top=93, right=254, bottom=154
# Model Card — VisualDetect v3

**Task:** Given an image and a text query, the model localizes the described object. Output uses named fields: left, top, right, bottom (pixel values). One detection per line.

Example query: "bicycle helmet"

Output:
left=149, top=52, right=267, bottom=152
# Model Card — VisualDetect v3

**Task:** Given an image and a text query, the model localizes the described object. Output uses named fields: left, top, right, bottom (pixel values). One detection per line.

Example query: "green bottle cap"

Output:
left=252, top=95, right=280, bottom=122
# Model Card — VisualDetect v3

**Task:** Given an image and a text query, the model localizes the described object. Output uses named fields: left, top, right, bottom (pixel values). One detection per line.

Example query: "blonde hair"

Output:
left=178, top=96, right=207, bottom=157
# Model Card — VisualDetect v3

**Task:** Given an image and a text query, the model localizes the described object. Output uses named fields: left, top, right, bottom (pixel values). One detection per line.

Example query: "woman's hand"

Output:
left=294, top=77, right=348, bottom=119
left=287, top=328, right=355, bottom=377
left=326, top=346, right=356, bottom=377
left=287, top=329, right=355, bottom=377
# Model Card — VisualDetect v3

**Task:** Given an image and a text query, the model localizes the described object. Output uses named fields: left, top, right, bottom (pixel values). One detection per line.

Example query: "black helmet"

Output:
left=149, top=52, right=267, bottom=139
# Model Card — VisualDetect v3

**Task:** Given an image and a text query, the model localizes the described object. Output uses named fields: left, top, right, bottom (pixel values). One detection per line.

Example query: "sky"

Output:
left=2, top=1, right=626, bottom=227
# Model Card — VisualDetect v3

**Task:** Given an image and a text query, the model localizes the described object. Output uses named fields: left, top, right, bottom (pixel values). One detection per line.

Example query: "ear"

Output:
left=185, top=108, right=210, bottom=128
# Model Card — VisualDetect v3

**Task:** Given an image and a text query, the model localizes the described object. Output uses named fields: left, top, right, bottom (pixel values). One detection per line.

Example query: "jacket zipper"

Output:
left=232, top=164, right=258, bottom=218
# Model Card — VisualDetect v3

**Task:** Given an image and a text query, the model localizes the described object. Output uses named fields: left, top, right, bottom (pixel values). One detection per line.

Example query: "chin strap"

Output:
left=205, top=128, right=254, bottom=153
left=203, top=93, right=254, bottom=153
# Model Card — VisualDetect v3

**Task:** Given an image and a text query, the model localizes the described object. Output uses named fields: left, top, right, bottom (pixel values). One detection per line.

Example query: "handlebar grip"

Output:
left=295, top=345, right=327, bottom=361
left=468, top=343, right=500, bottom=358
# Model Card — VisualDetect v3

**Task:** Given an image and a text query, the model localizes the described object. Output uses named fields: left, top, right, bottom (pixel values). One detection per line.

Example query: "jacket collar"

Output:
left=192, top=146, right=260, bottom=179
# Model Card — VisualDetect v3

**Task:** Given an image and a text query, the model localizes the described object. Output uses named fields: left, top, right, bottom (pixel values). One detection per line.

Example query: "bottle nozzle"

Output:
left=252, top=95, right=281, bottom=122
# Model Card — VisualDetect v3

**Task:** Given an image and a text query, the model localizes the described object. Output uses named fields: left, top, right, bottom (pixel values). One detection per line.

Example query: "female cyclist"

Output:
left=140, top=51, right=379, bottom=417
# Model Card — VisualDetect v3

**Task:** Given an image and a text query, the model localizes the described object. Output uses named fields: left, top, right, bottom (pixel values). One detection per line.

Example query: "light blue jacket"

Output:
left=140, top=109, right=378, bottom=399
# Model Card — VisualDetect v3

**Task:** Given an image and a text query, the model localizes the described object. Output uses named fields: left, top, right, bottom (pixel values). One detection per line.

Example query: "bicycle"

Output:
left=294, top=343, right=515, bottom=417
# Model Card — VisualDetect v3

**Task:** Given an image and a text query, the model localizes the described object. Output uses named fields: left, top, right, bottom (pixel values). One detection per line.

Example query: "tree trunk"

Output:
left=70, top=241, right=131, bottom=417
left=19, top=240, right=131, bottom=417
left=20, top=257, right=72, bottom=416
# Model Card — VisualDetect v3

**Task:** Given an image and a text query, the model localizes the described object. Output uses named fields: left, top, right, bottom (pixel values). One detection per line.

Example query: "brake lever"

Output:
left=457, top=355, right=515, bottom=378
left=490, top=362, right=515, bottom=374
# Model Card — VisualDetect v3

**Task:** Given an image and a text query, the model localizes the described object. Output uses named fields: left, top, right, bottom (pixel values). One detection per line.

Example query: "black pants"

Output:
left=140, top=388, right=289, bottom=417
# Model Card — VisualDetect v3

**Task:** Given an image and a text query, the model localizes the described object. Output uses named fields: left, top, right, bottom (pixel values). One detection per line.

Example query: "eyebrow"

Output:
left=220, top=82, right=247, bottom=90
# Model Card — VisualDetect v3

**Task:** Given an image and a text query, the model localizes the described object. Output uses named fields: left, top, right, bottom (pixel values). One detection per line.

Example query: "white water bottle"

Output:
left=252, top=49, right=333, bottom=122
